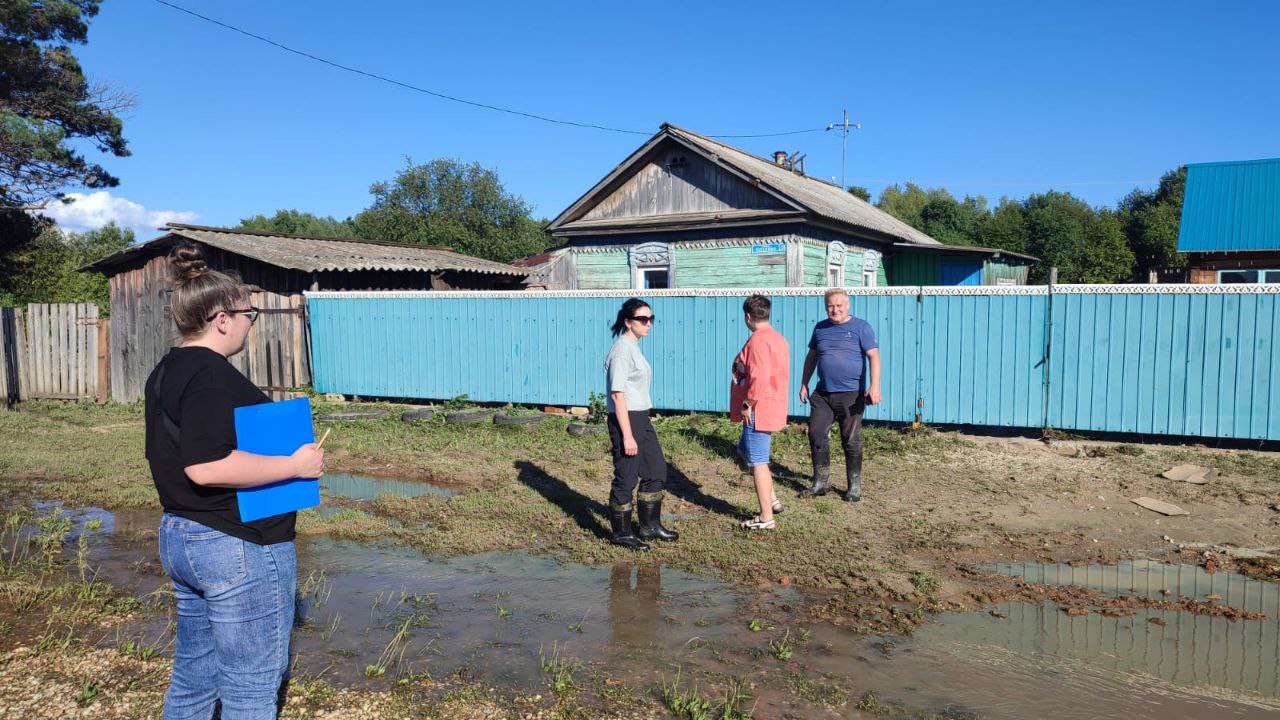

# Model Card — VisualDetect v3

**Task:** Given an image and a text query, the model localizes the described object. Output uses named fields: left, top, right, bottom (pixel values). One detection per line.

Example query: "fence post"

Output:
left=96, top=316, right=110, bottom=404
left=1042, top=276, right=1055, bottom=435
left=914, top=285, right=924, bottom=427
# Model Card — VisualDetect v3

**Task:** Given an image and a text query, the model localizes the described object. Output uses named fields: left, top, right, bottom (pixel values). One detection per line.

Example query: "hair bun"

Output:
left=169, top=243, right=209, bottom=282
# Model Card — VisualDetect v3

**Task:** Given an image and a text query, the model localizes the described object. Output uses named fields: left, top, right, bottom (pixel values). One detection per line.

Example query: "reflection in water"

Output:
left=319, top=472, right=458, bottom=501
left=48, top=505, right=1280, bottom=719
left=607, top=563, right=662, bottom=651
left=987, top=560, right=1280, bottom=611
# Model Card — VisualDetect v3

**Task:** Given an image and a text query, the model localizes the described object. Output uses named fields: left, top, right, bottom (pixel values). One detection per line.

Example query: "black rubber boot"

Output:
left=841, top=450, right=862, bottom=502
left=636, top=496, right=679, bottom=541
left=609, top=506, right=650, bottom=551
left=801, top=463, right=831, bottom=497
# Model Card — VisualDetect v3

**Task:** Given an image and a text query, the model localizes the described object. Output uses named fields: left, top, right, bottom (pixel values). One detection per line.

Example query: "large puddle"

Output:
left=34, top=503, right=1280, bottom=718
left=319, top=472, right=459, bottom=501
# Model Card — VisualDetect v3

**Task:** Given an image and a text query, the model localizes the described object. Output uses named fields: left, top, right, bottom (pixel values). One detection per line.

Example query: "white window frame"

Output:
left=1217, top=268, right=1280, bottom=284
left=863, top=269, right=878, bottom=287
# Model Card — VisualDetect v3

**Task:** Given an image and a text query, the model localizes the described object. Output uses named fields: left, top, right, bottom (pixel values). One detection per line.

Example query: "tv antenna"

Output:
left=826, top=109, right=861, bottom=190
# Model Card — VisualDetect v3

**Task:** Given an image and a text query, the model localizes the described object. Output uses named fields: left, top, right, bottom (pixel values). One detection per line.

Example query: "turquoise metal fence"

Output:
left=307, top=284, right=1280, bottom=441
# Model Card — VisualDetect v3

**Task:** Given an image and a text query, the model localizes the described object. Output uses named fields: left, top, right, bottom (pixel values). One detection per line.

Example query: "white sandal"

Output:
left=740, top=516, right=776, bottom=530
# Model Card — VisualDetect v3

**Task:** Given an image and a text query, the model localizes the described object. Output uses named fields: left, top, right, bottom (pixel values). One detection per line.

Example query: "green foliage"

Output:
left=0, top=0, right=130, bottom=209
left=846, top=185, right=872, bottom=202
left=1077, top=210, right=1134, bottom=283
left=1, top=222, right=131, bottom=310
left=1119, top=166, right=1187, bottom=279
left=352, top=158, right=552, bottom=262
left=874, top=168, right=1187, bottom=284
left=237, top=209, right=356, bottom=237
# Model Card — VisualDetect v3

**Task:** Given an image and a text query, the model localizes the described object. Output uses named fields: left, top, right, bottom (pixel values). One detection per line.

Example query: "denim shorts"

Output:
left=737, top=418, right=772, bottom=467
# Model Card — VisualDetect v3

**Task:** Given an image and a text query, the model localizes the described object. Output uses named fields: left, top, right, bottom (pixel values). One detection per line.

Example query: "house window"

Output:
left=861, top=248, right=882, bottom=287
left=826, top=241, right=846, bottom=287
left=641, top=268, right=669, bottom=289
left=1218, top=269, right=1280, bottom=284
left=630, top=241, right=673, bottom=290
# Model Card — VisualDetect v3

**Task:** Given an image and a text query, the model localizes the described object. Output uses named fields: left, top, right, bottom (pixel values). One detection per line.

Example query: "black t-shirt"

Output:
left=144, top=346, right=295, bottom=545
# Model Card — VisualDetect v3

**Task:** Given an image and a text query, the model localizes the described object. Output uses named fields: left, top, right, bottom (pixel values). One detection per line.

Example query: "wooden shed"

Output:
left=532, top=124, right=1034, bottom=290
left=82, top=223, right=529, bottom=401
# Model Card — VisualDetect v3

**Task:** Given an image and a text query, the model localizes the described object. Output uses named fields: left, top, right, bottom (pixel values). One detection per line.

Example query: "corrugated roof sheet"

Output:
left=1178, top=158, right=1280, bottom=252
left=83, top=224, right=530, bottom=277
left=549, top=124, right=941, bottom=247
left=665, top=125, right=941, bottom=245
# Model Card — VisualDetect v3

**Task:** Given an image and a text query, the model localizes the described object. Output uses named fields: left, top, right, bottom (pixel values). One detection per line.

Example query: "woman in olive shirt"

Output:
left=603, top=298, right=678, bottom=551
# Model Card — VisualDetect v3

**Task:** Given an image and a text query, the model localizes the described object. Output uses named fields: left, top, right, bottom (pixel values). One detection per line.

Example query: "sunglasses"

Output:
left=629, top=315, right=656, bottom=325
left=206, top=307, right=260, bottom=324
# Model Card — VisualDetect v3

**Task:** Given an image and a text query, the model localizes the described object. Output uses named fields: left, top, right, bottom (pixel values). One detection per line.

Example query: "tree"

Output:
left=352, top=158, right=551, bottom=262
left=0, top=0, right=130, bottom=209
left=1022, top=191, right=1100, bottom=283
left=876, top=182, right=931, bottom=229
left=1119, top=166, right=1186, bottom=279
left=3, top=222, right=131, bottom=309
left=1077, top=210, right=1135, bottom=284
left=238, top=209, right=356, bottom=237
left=846, top=185, right=871, bottom=202
left=976, top=198, right=1029, bottom=255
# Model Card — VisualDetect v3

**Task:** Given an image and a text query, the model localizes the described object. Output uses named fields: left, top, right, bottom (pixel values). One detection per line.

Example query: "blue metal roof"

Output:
left=1178, top=158, right=1280, bottom=252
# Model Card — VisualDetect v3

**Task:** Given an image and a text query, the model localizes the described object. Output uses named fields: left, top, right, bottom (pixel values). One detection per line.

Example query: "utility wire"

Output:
left=152, top=0, right=830, bottom=140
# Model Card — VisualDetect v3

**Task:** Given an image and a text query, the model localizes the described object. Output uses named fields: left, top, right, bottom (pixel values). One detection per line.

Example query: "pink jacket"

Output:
left=729, top=326, right=790, bottom=432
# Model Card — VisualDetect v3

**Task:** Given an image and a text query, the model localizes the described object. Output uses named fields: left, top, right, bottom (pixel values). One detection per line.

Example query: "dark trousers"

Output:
left=808, top=391, right=865, bottom=476
left=607, top=411, right=667, bottom=509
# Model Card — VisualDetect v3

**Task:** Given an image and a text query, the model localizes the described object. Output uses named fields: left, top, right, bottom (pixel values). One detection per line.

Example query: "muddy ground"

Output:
left=0, top=400, right=1277, bottom=718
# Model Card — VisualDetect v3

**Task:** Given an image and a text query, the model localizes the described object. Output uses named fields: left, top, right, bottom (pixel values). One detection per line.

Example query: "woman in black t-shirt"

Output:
left=145, top=244, right=324, bottom=718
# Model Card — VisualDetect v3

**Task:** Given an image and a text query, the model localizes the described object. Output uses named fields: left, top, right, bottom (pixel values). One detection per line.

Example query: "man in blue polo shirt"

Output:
left=798, top=289, right=881, bottom=502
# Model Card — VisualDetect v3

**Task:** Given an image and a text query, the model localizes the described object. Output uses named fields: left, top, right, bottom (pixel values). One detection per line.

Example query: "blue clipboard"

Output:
left=234, top=397, right=321, bottom=522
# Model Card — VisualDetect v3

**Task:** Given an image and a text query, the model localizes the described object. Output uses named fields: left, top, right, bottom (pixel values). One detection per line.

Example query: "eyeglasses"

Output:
left=206, top=307, right=260, bottom=324
left=629, top=315, right=656, bottom=325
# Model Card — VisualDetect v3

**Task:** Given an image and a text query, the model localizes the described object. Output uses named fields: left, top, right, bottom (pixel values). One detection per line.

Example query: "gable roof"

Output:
left=82, top=224, right=530, bottom=277
left=1178, top=158, right=1280, bottom=253
left=549, top=123, right=941, bottom=246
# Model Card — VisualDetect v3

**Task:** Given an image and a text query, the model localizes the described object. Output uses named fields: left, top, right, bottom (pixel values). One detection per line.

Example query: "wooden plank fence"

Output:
left=0, top=303, right=109, bottom=405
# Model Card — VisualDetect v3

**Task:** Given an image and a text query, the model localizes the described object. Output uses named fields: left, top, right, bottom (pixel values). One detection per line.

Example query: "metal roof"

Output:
left=82, top=224, right=530, bottom=277
left=549, top=124, right=941, bottom=247
left=1178, top=158, right=1280, bottom=253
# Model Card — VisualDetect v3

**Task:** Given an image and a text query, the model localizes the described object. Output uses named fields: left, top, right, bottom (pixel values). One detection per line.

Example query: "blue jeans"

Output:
left=158, top=514, right=296, bottom=720
left=737, top=417, right=773, bottom=467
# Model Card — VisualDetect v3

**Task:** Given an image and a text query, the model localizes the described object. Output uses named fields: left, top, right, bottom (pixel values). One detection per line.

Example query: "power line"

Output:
left=151, top=0, right=830, bottom=140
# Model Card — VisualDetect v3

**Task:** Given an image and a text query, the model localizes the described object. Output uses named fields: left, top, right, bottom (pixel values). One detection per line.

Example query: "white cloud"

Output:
left=39, top=191, right=198, bottom=240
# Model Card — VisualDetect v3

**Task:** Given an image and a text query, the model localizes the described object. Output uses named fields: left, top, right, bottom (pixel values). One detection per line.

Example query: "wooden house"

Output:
left=82, top=223, right=529, bottom=401
left=530, top=124, right=1034, bottom=290
left=1177, top=158, right=1280, bottom=284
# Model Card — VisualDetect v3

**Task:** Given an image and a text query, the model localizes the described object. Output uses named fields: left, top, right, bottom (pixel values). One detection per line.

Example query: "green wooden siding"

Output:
left=575, top=249, right=631, bottom=289
left=876, top=263, right=888, bottom=286
left=844, top=251, right=864, bottom=286
left=802, top=243, right=827, bottom=286
left=983, top=258, right=1030, bottom=285
left=888, top=250, right=937, bottom=285
left=674, top=245, right=786, bottom=287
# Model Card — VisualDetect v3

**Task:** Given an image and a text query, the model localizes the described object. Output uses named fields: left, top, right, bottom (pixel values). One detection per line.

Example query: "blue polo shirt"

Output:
left=809, top=318, right=878, bottom=393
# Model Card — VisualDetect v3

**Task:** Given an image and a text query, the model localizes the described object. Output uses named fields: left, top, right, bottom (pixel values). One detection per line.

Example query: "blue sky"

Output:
left=47, top=0, right=1280, bottom=240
